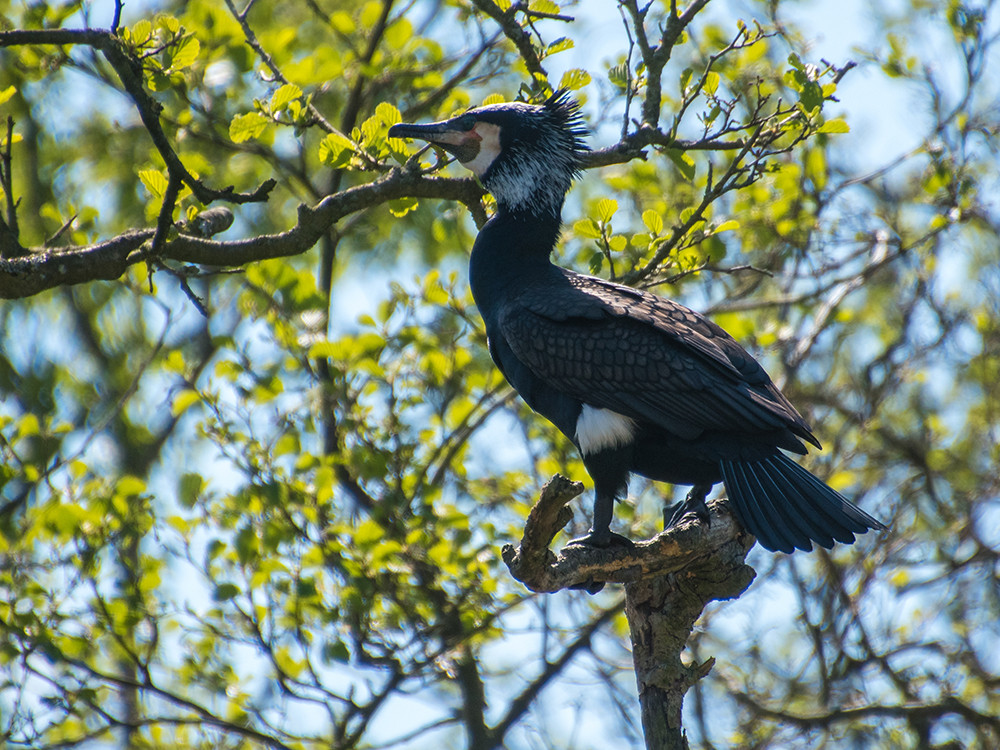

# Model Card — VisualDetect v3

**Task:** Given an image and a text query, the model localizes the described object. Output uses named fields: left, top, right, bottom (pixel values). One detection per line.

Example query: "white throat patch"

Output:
left=575, top=405, right=637, bottom=455
left=461, top=122, right=502, bottom=177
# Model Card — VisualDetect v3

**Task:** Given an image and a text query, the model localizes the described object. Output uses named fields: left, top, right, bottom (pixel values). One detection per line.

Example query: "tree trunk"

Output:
left=625, top=552, right=756, bottom=750
left=502, top=478, right=757, bottom=748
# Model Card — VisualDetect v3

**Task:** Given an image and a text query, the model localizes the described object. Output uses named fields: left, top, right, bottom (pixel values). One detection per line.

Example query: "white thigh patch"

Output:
left=575, top=405, right=636, bottom=455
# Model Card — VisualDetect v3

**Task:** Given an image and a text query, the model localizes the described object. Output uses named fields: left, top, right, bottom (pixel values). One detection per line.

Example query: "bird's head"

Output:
left=388, top=90, right=589, bottom=219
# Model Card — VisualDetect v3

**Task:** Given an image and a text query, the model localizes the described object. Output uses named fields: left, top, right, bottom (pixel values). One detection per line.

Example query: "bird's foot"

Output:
left=665, top=484, right=713, bottom=529
left=564, top=528, right=635, bottom=549
left=570, top=579, right=608, bottom=595
left=564, top=528, right=634, bottom=595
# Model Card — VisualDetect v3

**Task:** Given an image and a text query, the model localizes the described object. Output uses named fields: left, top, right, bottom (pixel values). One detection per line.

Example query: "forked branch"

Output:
left=501, top=474, right=755, bottom=592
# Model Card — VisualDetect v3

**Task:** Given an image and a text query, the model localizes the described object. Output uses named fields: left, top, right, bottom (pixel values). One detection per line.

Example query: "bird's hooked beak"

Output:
left=389, top=116, right=483, bottom=164
left=391, top=113, right=506, bottom=178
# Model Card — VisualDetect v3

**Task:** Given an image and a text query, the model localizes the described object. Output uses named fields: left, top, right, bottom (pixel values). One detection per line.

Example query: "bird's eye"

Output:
left=455, top=114, right=477, bottom=131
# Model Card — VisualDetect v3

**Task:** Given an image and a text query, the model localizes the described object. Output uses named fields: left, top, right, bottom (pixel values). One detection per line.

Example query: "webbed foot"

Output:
left=665, top=484, right=714, bottom=529
left=565, top=528, right=635, bottom=549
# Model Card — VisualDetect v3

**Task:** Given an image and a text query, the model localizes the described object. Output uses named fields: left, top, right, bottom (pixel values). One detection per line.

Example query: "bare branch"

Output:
left=470, top=0, right=547, bottom=82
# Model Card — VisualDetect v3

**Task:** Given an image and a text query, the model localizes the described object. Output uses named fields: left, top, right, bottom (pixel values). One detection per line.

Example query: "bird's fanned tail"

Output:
left=720, top=453, right=887, bottom=553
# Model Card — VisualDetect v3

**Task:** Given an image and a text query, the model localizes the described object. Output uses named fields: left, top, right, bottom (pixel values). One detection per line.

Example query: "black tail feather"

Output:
left=721, top=461, right=789, bottom=552
left=720, top=453, right=887, bottom=553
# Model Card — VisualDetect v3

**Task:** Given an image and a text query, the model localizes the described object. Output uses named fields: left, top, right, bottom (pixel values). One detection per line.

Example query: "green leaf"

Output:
left=213, top=583, right=240, bottom=602
left=596, top=198, right=618, bottom=224
left=168, top=37, right=200, bottom=71
left=138, top=169, right=168, bottom=198
left=559, top=68, right=591, bottom=91
left=704, top=71, right=720, bottom=96
left=318, top=132, right=356, bottom=168
left=229, top=112, right=269, bottom=143
left=817, top=118, right=850, bottom=134
left=388, top=197, right=418, bottom=217
left=679, top=68, right=694, bottom=95
left=799, top=80, right=823, bottom=112
left=159, top=15, right=180, bottom=34
left=355, top=518, right=384, bottom=546
left=573, top=218, right=602, bottom=239
left=323, top=640, right=351, bottom=664
left=0, top=85, right=16, bottom=107
left=359, top=114, right=382, bottom=146
left=712, top=220, right=740, bottom=233
left=270, top=83, right=302, bottom=112
left=545, top=37, right=574, bottom=56
left=375, top=101, right=401, bottom=127
left=171, top=389, right=201, bottom=416
left=666, top=149, right=696, bottom=181
left=608, top=63, right=629, bottom=88
left=130, top=19, right=152, bottom=45
left=178, top=473, right=203, bottom=507
left=642, top=210, right=663, bottom=235
left=117, top=475, right=147, bottom=496
left=330, top=11, right=355, bottom=34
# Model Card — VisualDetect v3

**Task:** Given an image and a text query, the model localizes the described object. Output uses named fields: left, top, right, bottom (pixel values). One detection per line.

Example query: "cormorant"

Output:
left=388, top=91, right=887, bottom=553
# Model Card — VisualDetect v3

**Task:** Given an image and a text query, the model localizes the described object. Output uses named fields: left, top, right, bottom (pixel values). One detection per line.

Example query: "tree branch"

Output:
left=0, top=171, right=483, bottom=299
left=469, top=0, right=547, bottom=82
left=501, top=474, right=755, bottom=593
left=0, top=28, right=275, bottom=206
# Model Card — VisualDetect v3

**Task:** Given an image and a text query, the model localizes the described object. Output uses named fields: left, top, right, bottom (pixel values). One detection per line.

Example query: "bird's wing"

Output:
left=497, top=272, right=817, bottom=445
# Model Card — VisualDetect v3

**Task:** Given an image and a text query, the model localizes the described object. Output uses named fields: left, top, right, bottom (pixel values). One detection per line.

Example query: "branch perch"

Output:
left=503, top=475, right=757, bottom=749
left=502, top=474, right=756, bottom=593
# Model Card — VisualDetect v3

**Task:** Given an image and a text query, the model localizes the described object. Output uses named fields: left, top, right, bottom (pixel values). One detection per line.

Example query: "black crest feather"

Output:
left=543, top=89, right=590, bottom=158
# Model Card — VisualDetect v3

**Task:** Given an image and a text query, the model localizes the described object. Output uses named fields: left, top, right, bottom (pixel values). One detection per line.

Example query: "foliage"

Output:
left=0, top=0, right=998, bottom=748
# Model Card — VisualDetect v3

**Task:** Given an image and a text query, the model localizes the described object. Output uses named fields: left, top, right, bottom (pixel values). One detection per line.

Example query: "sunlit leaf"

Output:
left=229, top=112, right=269, bottom=143
left=171, top=389, right=201, bottom=416
left=270, top=83, right=302, bottom=112
left=574, top=218, right=601, bottom=238
left=643, top=210, right=664, bottom=235
left=596, top=198, right=618, bottom=224
left=817, top=118, right=850, bottom=134
left=168, top=37, right=200, bottom=71
left=138, top=169, right=168, bottom=198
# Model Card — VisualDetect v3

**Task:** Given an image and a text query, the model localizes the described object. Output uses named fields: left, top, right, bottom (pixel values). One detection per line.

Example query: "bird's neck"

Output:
left=468, top=209, right=562, bottom=321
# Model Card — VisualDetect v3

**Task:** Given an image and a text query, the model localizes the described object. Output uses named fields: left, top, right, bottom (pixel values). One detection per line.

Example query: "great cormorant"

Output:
left=388, top=91, right=887, bottom=553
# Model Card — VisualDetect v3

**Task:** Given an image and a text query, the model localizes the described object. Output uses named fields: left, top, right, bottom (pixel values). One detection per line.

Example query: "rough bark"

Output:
left=503, top=475, right=756, bottom=748
left=625, top=543, right=755, bottom=749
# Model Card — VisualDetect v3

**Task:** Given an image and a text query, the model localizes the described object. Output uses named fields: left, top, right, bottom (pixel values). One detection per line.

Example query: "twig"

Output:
left=0, top=115, right=21, bottom=256
left=111, top=1, right=123, bottom=35
left=151, top=170, right=182, bottom=257
left=618, top=5, right=636, bottom=142
left=469, top=0, right=547, bottom=81
left=0, top=29, right=276, bottom=206
left=222, top=0, right=342, bottom=136
left=43, top=213, right=78, bottom=248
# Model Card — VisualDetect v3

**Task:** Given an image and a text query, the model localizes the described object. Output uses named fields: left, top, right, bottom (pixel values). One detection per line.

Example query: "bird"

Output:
left=388, top=90, right=887, bottom=554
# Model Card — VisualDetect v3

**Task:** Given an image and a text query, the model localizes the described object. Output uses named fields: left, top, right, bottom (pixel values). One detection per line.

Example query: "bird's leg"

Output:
left=566, top=489, right=634, bottom=548
left=665, top=483, right=714, bottom=529
left=567, top=449, right=635, bottom=549
left=566, top=489, right=632, bottom=594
